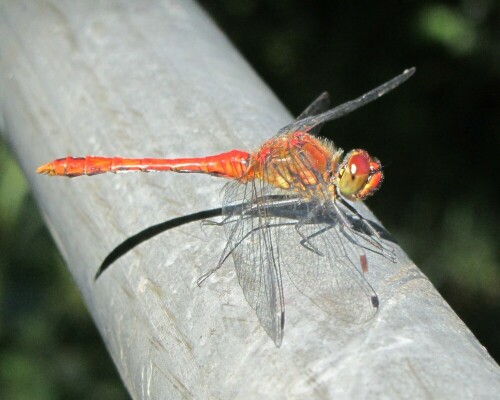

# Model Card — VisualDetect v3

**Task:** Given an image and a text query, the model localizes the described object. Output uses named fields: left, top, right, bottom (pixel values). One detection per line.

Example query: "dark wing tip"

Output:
left=271, top=312, right=285, bottom=348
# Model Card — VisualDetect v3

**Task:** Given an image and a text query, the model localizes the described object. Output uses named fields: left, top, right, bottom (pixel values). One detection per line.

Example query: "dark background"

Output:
left=1, top=1, right=498, bottom=398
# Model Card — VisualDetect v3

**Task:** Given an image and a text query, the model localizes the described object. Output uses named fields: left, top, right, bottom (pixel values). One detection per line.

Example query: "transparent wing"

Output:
left=278, top=219, right=379, bottom=323
left=222, top=179, right=286, bottom=347
left=221, top=185, right=382, bottom=345
left=295, top=91, right=330, bottom=137
left=296, top=92, right=330, bottom=120
left=277, top=68, right=415, bottom=136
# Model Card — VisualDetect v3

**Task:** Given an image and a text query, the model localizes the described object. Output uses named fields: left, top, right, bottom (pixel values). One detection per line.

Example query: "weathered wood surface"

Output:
left=1, top=0, right=499, bottom=398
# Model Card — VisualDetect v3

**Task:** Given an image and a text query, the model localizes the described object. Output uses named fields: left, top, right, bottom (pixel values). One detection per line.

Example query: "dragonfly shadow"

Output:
left=95, top=207, right=223, bottom=280
left=94, top=204, right=396, bottom=280
left=348, top=214, right=396, bottom=243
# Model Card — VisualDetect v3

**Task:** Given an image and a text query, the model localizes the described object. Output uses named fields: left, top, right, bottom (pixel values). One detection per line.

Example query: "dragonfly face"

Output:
left=337, top=149, right=383, bottom=201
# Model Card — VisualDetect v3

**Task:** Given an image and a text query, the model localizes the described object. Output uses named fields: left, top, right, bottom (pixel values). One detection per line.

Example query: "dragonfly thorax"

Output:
left=250, top=132, right=346, bottom=200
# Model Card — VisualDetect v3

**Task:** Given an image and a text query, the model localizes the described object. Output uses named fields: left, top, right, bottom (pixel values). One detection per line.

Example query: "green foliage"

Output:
left=418, top=4, right=477, bottom=55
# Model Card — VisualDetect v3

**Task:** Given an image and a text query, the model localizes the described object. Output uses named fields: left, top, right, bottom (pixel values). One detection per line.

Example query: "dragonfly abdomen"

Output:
left=36, top=150, right=252, bottom=179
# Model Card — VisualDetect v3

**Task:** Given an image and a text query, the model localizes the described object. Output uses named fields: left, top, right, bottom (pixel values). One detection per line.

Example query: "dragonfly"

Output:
left=37, top=67, right=415, bottom=347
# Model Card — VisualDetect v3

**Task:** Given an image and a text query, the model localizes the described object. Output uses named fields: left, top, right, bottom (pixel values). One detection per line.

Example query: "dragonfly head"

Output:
left=337, top=149, right=383, bottom=201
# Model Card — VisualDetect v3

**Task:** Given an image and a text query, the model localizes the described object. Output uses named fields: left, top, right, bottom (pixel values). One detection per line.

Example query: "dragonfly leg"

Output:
left=198, top=216, right=299, bottom=287
left=295, top=223, right=326, bottom=257
left=333, top=202, right=374, bottom=273
left=197, top=264, right=224, bottom=286
left=338, top=199, right=396, bottom=261
left=339, top=199, right=383, bottom=238
left=196, top=226, right=239, bottom=286
left=197, top=222, right=237, bottom=286
left=201, top=214, right=231, bottom=227
left=331, top=204, right=396, bottom=271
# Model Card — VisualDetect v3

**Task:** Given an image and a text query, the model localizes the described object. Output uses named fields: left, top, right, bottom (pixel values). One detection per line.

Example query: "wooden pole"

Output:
left=1, top=0, right=499, bottom=398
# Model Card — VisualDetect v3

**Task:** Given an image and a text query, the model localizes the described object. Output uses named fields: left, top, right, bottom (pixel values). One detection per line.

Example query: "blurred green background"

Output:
left=1, top=1, right=498, bottom=398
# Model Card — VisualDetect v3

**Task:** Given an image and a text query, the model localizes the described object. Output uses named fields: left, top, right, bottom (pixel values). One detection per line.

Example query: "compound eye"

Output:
left=338, top=150, right=383, bottom=201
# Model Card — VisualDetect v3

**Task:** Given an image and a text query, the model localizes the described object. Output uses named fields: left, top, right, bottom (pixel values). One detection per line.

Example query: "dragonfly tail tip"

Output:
left=36, top=162, right=54, bottom=175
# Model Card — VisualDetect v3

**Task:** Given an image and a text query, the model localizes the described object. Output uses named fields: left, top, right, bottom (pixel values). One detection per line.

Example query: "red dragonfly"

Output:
left=38, top=68, right=415, bottom=346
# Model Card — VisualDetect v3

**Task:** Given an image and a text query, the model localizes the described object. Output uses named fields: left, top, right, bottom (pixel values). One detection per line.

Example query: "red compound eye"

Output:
left=338, top=150, right=383, bottom=201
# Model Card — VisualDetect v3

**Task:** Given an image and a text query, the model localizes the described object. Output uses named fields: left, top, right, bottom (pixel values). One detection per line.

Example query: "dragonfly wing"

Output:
left=279, top=220, right=379, bottom=324
left=296, top=92, right=330, bottom=120
left=277, top=68, right=415, bottom=136
left=295, top=92, right=330, bottom=137
left=222, top=181, right=286, bottom=347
